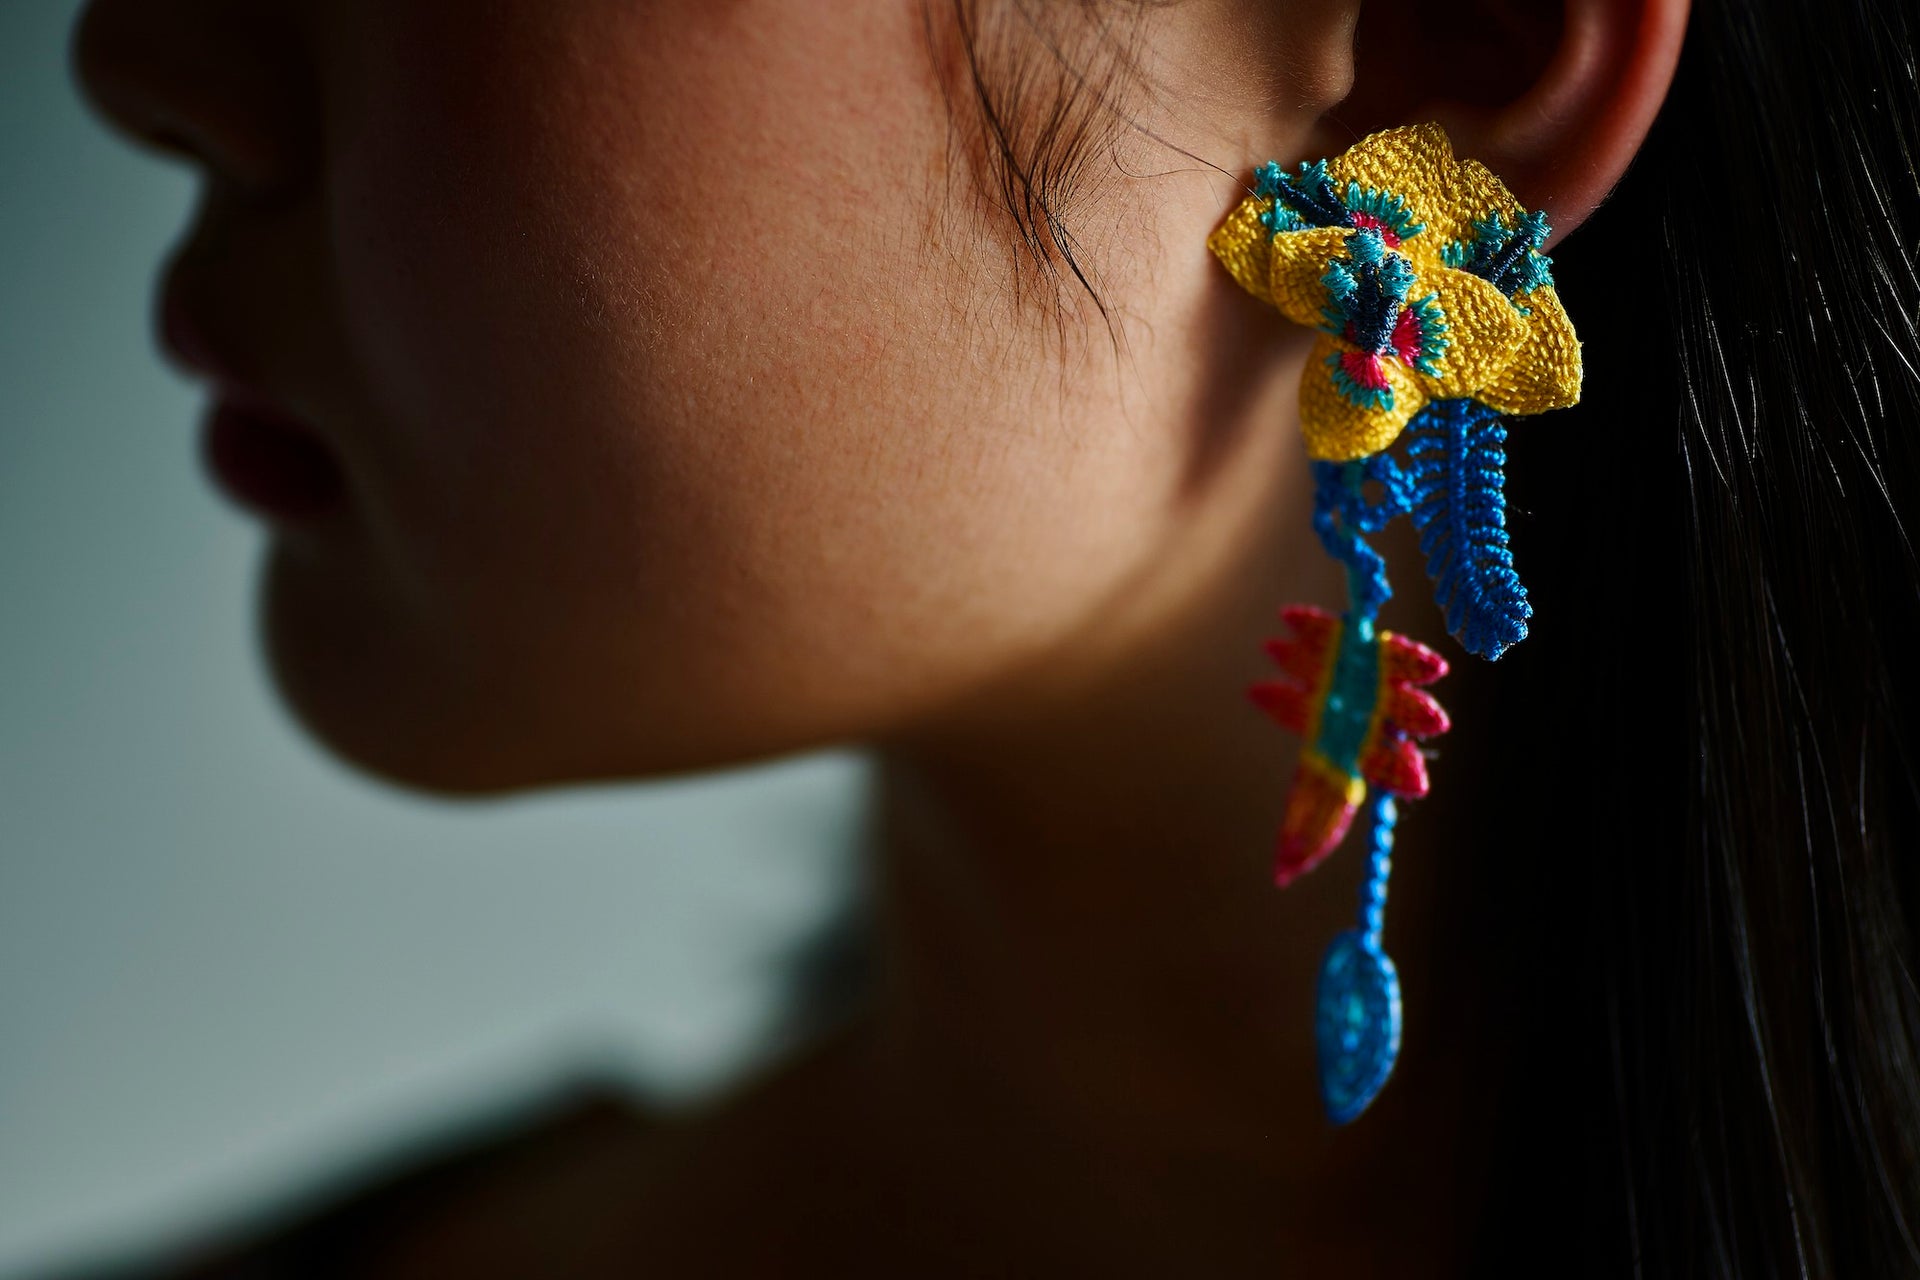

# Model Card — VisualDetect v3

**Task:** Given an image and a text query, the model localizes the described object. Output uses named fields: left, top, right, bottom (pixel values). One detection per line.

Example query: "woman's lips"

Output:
left=199, top=394, right=346, bottom=522
left=160, top=289, right=347, bottom=523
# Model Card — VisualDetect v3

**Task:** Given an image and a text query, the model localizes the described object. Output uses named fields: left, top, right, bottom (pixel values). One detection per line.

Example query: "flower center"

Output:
left=1324, top=230, right=1415, bottom=356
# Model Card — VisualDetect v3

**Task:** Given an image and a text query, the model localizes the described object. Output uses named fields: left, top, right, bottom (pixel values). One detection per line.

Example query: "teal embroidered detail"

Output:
left=1404, top=292, right=1449, bottom=376
left=1342, top=182, right=1425, bottom=244
left=1315, top=616, right=1384, bottom=772
left=1320, top=231, right=1415, bottom=346
left=1440, top=210, right=1555, bottom=308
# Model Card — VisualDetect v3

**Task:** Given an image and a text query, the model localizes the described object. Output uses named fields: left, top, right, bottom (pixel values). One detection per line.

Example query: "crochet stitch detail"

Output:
left=1214, top=123, right=1585, bottom=1125
left=1206, top=123, right=1581, bottom=461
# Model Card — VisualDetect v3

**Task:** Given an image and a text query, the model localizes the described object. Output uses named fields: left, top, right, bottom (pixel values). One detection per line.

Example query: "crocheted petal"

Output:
left=1358, top=735, right=1431, bottom=799
left=1276, top=752, right=1366, bottom=887
left=1268, top=227, right=1356, bottom=330
left=1301, top=334, right=1428, bottom=462
left=1415, top=268, right=1529, bottom=399
left=1328, top=123, right=1470, bottom=247
left=1206, top=195, right=1276, bottom=304
left=1432, top=159, right=1527, bottom=250
left=1477, top=285, right=1585, bottom=415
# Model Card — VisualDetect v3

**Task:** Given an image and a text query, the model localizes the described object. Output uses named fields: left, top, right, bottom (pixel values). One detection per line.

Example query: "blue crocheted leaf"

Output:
left=1402, top=399, right=1532, bottom=660
left=1316, top=929, right=1402, bottom=1124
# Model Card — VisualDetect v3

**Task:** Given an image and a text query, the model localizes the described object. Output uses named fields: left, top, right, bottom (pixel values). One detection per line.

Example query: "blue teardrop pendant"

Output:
left=1315, top=930, right=1403, bottom=1123
left=1314, top=793, right=1403, bottom=1123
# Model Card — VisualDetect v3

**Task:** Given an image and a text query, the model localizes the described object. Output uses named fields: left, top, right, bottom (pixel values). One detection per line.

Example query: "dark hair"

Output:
left=937, top=0, right=1920, bottom=1271
left=1505, top=0, right=1920, bottom=1268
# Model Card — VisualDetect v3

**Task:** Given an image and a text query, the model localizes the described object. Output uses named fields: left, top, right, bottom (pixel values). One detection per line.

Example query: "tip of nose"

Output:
left=70, top=0, right=305, bottom=196
left=69, top=0, right=163, bottom=123
left=69, top=0, right=121, bottom=115
left=71, top=0, right=185, bottom=158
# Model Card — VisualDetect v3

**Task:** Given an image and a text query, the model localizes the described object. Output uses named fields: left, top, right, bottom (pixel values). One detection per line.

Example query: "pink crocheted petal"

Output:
left=1388, top=307, right=1429, bottom=368
left=1359, top=736, right=1431, bottom=799
left=1263, top=635, right=1330, bottom=685
left=1278, top=603, right=1339, bottom=644
left=1379, top=630, right=1449, bottom=686
left=1248, top=679, right=1314, bottom=736
left=1338, top=349, right=1394, bottom=392
left=1382, top=685, right=1451, bottom=738
left=1275, top=757, right=1364, bottom=888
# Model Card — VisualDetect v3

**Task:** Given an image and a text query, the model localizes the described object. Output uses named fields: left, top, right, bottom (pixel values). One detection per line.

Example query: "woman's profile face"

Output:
left=76, top=0, right=1310, bottom=791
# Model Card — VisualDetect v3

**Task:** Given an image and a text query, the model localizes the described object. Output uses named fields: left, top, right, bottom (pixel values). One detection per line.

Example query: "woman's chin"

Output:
left=253, top=541, right=564, bottom=796
left=251, top=539, right=815, bottom=796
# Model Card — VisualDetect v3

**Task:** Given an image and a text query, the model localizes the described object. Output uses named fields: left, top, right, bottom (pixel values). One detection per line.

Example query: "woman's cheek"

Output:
left=296, top=0, right=1166, bottom=786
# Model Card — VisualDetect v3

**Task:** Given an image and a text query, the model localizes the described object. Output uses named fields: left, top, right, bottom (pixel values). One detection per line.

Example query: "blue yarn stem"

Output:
left=1299, top=444, right=1433, bottom=1125
left=1358, top=792, right=1397, bottom=945
left=1311, top=455, right=1412, bottom=627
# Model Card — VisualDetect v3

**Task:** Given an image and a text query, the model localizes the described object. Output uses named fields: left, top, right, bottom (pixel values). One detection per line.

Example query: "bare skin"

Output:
left=74, top=0, right=1684, bottom=1271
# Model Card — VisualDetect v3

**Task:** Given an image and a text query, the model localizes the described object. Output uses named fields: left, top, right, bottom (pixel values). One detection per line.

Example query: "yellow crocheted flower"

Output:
left=1207, top=124, right=1582, bottom=461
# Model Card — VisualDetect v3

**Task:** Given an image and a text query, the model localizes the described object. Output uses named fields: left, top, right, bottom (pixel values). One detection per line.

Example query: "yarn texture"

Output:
left=1213, top=124, right=1584, bottom=1124
left=1207, top=123, right=1582, bottom=461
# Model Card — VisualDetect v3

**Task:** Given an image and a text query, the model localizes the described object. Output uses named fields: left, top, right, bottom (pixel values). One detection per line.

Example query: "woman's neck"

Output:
left=859, top=401, right=1499, bottom=1267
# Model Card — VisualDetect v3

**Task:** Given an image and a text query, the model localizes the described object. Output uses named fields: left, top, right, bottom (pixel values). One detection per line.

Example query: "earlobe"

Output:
left=1338, top=0, right=1689, bottom=241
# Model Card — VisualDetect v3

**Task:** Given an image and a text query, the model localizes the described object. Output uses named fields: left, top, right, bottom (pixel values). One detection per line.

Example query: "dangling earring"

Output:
left=1209, top=124, right=1582, bottom=1123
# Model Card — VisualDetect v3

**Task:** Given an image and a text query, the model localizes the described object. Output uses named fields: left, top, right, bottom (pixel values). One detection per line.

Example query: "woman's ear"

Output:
left=1332, top=0, right=1689, bottom=239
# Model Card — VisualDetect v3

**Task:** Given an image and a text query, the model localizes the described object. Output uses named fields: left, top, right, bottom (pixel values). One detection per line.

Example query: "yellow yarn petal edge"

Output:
left=1477, top=285, right=1584, bottom=415
left=1328, top=124, right=1525, bottom=259
left=1268, top=227, right=1354, bottom=331
left=1207, top=194, right=1275, bottom=304
left=1415, top=266, right=1529, bottom=400
left=1209, top=125, right=1582, bottom=433
left=1325, top=123, right=1456, bottom=247
left=1301, top=334, right=1429, bottom=462
left=1428, top=159, right=1525, bottom=257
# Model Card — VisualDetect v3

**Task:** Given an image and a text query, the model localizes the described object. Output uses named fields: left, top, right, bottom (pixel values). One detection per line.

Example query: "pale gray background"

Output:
left=0, top=2, right=863, bottom=1271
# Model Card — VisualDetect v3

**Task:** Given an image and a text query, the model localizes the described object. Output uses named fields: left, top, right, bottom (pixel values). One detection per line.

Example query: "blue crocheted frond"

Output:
left=1401, top=399, right=1532, bottom=660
